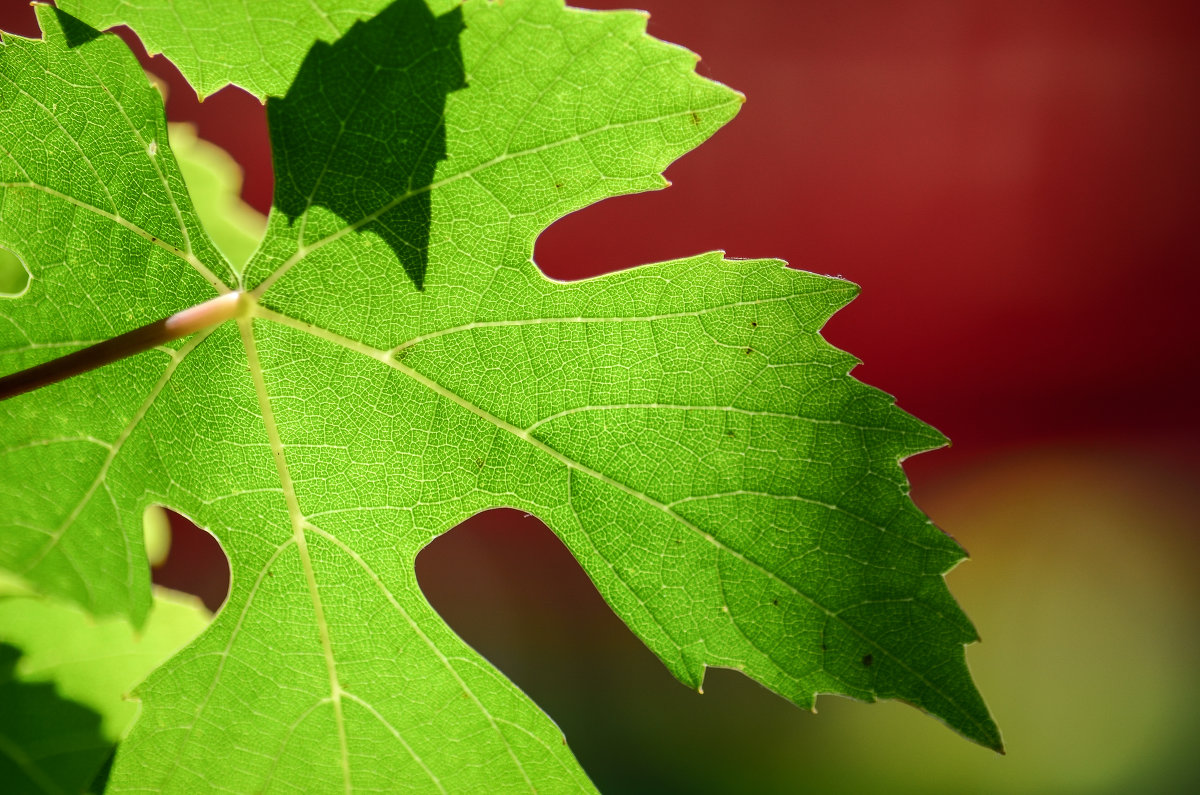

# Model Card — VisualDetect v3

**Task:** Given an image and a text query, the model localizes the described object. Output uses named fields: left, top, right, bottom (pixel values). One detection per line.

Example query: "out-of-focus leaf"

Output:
left=0, top=590, right=210, bottom=794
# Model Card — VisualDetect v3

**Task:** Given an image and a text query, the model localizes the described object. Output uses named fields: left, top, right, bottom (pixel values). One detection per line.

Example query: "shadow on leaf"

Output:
left=269, top=0, right=466, bottom=291
left=52, top=7, right=103, bottom=49
left=0, top=642, right=113, bottom=794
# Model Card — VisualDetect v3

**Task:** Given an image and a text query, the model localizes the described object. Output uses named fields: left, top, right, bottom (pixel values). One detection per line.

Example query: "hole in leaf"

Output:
left=149, top=509, right=231, bottom=614
left=168, top=122, right=268, bottom=272
left=106, top=25, right=274, bottom=216
left=0, top=246, right=30, bottom=298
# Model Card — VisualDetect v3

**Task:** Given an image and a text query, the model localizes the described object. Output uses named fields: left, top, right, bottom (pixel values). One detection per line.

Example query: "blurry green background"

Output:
left=3, top=1, right=1199, bottom=792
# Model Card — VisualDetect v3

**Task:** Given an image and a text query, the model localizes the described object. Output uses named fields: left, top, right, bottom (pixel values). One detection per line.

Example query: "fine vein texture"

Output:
left=0, top=1, right=1001, bottom=791
left=0, top=589, right=211, bottom=794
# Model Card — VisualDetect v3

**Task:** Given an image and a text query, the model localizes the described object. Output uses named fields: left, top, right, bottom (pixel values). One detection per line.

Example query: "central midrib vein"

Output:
left=236, top=306, right=537, bottom=792
left=238, top=316, right=352, bottom=794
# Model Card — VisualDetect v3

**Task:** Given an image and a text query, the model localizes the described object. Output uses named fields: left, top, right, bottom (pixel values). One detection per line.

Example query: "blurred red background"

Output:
left=3, top=1, right=1198, bottom=792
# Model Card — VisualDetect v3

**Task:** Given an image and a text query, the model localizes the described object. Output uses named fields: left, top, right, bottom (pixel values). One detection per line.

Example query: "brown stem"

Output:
left=0, top=291, right=243, bottom=401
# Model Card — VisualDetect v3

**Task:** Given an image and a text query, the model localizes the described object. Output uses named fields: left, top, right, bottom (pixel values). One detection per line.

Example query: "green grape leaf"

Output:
left=58, top=0, right=401, bottom=99
left=0, top=589, right=210, bottom=794
left=0, top=1, right=1001, bottom=791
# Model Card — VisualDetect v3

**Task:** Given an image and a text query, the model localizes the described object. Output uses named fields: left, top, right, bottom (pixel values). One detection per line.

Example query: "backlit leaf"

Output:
left=0, top=2, right=1000, bottom=790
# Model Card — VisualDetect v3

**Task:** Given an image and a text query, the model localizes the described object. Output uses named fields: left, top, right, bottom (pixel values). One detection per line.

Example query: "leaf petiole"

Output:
left=0, top=290, right=244, bottom=401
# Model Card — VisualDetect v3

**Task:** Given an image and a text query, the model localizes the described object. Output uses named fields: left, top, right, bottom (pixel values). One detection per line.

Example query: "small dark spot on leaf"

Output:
left=745, top=347, right=753, bottom=355
left=150, top=236, right=157, bottom=242
left=862, top=654, right=874, bottom=667
left=772, top=598, right=779, bottom=606
left=726, top=430, right=735, bottom=437
left=750, top=321, right=757, bottom=328
left=474, top=457, right=485, bottom=469
left=266, top=570, right=273, bottom=578
left=554, top=182, right=563, bottom=189
left=690, top=111, right=701, bottom=124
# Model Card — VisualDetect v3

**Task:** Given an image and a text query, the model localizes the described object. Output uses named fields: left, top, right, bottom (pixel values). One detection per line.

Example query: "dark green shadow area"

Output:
left=53, top=7, right=102, bottom=48
left=269, top=0, right=466, bottom=291
left=0, top=642, right=114, bottom=794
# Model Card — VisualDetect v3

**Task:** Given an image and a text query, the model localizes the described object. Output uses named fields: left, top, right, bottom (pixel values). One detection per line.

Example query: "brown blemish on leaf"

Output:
left=862, top=654, right=874, bottom=667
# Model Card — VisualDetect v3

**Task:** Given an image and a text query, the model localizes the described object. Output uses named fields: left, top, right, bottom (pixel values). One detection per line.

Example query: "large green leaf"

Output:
left=1, top=1, right=1000, bottom=790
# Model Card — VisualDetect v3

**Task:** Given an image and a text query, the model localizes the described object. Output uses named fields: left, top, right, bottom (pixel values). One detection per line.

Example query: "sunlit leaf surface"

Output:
left=0, top=2, right=999, bottom=790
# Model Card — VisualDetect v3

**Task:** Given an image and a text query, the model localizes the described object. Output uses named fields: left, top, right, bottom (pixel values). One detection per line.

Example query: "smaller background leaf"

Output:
left=0, top=590, right=210, bottom=793
left=167, top=122, right=266, bottom=271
